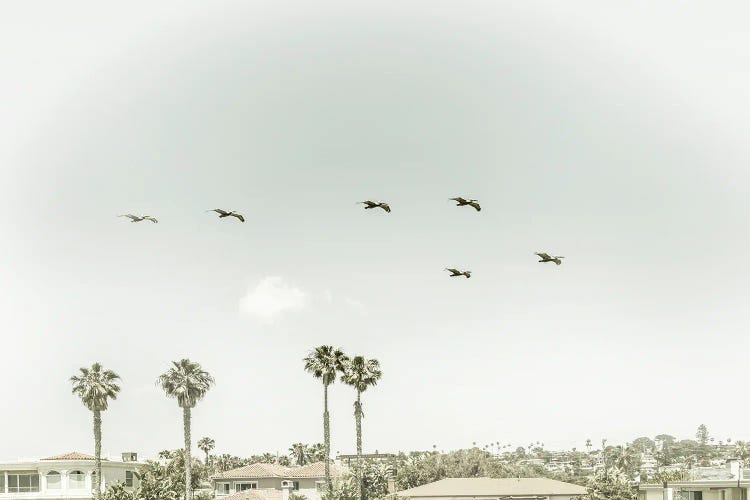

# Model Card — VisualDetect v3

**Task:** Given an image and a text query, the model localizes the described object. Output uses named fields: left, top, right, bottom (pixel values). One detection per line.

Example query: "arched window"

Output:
left=46, top=471, right=61, bottom=489
left=69, top=471, right=86, bottom=489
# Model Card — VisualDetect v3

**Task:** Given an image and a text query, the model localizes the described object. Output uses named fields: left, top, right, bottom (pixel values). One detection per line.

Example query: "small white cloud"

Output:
left=344, top=297, right=367, bottom=314
left=239, top=277, right=309, bottom=324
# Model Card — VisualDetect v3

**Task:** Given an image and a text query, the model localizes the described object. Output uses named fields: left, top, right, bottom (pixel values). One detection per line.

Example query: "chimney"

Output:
left=727, top=458, right=740, bottom=478
left=282, top=481, right=293, bottom=500
left=121, top=452, right=138, bottom=463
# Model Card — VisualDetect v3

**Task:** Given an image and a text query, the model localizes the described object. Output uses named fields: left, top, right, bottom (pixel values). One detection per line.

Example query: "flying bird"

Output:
left=358, top=201, right=391, bottom=213
left=450, top=197, right=481, bottom=212
left=535, top=252, right=564, bottom=265
left=118, top=214, right=158, bottom=223
left=445, top=268, right=471, bottom=278
left=207, top=209, right=245, bottom=222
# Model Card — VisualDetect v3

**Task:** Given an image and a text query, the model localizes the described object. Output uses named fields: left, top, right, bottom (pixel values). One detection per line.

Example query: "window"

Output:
left=47, top=471, right=61, bottom=489
left=125, top=471, right=135, bottom=487
left=217, top=483, right=231, bottom=495
left=236, top=482, right=258, bottom=492
left=293, top=481, right=300, bottom=491
left=0, top=473, right=4, bottom=491
left=8, top=472, right=40, bottom=493
left=69, top=470, right=86, bottom=489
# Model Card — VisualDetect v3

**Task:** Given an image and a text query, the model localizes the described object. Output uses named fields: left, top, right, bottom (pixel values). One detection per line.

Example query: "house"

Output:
left=395, top=477, right=587, bottom=500
left=211, top=462, right=347, bottom=500
left=0, top=451, right=144, bottom=499
left=639, top=459, right=750, bottom=500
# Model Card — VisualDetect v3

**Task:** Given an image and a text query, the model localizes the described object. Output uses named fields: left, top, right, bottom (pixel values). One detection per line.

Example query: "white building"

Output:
left=0, top=451, right=144, bottom=500
left=211, top=462, right=347, bottom=500
left=639, top=459, right=750, bottom=500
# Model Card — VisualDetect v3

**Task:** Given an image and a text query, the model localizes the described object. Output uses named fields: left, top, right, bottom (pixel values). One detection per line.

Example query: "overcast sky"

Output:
left=2, top=0, right=750, bottom=461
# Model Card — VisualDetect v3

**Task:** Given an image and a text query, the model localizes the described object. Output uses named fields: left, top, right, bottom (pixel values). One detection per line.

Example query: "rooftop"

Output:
left=396, top=478, right=588, bottom=497
left=41, top=452, right=102, bottom=461
left=212, top=461, right=347, bottom=480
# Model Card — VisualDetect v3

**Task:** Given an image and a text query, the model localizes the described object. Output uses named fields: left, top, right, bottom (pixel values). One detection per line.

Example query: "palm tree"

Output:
left=70, top=363, right=121, bottom=499
left=157, top=359, right=215, bottom=500
left=303, top=346, right=349, bottom=490
left=198, top=437, right=215, bottom=468
left=290, top=443, right=312, bottom=466
left=341, top=356, right=382, bottom=459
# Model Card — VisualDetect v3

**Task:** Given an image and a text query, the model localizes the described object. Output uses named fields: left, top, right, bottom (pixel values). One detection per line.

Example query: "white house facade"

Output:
left=0, top=452, right=144, bottom=500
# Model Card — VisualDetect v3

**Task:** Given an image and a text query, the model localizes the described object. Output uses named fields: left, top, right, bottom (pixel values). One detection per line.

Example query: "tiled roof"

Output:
left=224, top=489, right=283, bottom=500
left=41, top=452, right=103, bottom=461
left=287, top=462, right=346, bottom=478
left=212, top=462, right=346, bottom=480
left=396, top=478, right=588, bottom=497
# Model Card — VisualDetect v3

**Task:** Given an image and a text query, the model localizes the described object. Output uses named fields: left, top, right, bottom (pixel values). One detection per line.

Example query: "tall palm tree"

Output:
left=290, top=443, right=311, bottom=466
left=303, top=345, right=349, bottom=490
left=341, top=356, right=382, bottom=458
left=157, top=359, right=215, bottom=500
left=70, top=363, right=121, bottom=499
left=197, top=437, right=215, bottom=468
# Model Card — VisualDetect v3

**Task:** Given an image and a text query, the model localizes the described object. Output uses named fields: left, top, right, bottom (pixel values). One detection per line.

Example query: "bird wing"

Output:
left=209, top=209, right=228, bottom=215
left=118, top=214, right=138, bottom=220
left=535, top=252, right=551, bottom=259
left=380, top=203, right=391, bottom=212
left=233, top=213, right=245, bottom=222
left=144, top=216, right=158, bottom=223
left=469, top=202, right=481, bottom=211
left=445, top=268, right=460, bottom=275
left=450, top=197, right=467, bottom=204
left=359, top=201, right=376, bottom=208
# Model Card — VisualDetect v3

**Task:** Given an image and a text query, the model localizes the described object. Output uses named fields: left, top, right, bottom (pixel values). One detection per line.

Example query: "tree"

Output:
left=157, top=359, right=215, bottom=500
left=290, top=443, right=312, bottom=466
left=101, top=482, right=136, bottom=500
left=197, top=437, right=215, bottom=467
left=696, top=425, right=709, bottom=446
left=304, top=345, right=349, bottom=490
left=631, top=437, right=654, bottom=453
left=341, top=356, right=383, bottom=500
left=580, top=467, right=636, bottom=500
left=70, top=363, right=121, bottom=499
left=585, top=439, right=592, bottom=454
left=132, top=450, right=206, bottom=500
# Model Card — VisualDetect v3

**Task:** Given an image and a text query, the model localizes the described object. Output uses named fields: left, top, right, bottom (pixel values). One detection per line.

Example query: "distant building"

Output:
left=0, top=451, right=144, bottom=499
left=639, top=459, right=750, bottom=500
left=396, top=477, right=587, bottom=500
left=211, top=462, right=347, bottom=500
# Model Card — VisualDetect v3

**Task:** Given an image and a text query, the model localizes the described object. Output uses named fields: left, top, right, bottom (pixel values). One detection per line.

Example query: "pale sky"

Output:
left=2, top=0, right=750, bottom=461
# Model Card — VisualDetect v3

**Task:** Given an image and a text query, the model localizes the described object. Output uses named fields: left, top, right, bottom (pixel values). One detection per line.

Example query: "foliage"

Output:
left=394, top=449, right=548, bottom=491
left=322, top=474, right=358, bottom=500
left=644, top=470, right=685, bottom=485
left=101, top=482, right=136, bottom=500
left=579, top=467, right=636, bottom=500
left=156, top=359, right=215, bottom=409
left=289, top=494, right=308, bottom=500
left=70, top=363, right=122, bottom=412
left=125, top=450, right=206, bottom=500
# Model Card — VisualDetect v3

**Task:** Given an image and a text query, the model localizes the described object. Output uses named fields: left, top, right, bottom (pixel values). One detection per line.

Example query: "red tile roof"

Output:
left=212, top=462, right=346, bottom=480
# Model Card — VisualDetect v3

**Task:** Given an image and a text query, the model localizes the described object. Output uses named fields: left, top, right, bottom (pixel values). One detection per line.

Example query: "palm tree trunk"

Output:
left=184, top=407, right=192, bottom=500
left=94, top=410, right=102, bottom=499
left=355, top=392, right=363, bottom=500
left=324, top=384, right=331, bottom=490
